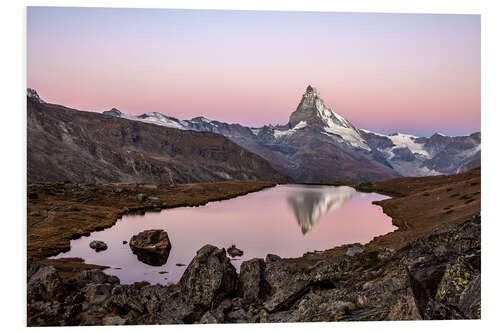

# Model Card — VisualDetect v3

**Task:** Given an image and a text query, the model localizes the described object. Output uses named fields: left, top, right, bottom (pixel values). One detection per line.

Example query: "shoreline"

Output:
left=28, top=181, right=277, bottom=274
left=28, top=168, right=480, bottom=279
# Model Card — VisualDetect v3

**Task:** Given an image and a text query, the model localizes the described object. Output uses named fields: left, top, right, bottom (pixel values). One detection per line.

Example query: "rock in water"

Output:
left=227, top=245, right=244, bottom=257
left=129, top=230, right=171, bottom=266
left=89, top=240, right=108, bottom=252
left=180, top=244, right=237, bottom=308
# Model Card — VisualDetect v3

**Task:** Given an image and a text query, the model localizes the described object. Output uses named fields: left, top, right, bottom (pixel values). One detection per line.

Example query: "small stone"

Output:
left=102, top=316, right=127, bottom=325
left=89, top=240, right=108, bottom=252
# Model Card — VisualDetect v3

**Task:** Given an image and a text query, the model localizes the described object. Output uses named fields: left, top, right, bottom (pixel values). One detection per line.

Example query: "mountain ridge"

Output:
left=27, top=95, right=289, bottom=184
left=29, top=86, right=481, bottom=182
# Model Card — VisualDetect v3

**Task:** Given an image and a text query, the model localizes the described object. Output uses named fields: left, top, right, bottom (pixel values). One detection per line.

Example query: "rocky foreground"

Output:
left=27, top=213, right=480, bottom=325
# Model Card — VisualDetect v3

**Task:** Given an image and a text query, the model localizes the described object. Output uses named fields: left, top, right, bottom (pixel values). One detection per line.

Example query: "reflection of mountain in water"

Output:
left=287, top=186, right=356, bottom=234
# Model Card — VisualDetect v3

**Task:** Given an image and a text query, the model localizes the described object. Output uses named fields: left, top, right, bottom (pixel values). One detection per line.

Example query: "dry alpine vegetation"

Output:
left=27, top=168, right=480, bottom=325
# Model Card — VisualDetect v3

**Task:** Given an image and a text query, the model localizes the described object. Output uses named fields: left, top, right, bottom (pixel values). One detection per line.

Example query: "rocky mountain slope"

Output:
left=103, top=86, right=480, bottom=181
left=27, top=96, right=288, bottom=184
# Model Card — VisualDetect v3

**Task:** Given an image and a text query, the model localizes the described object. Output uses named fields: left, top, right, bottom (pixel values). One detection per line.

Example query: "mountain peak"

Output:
left=103, top=108, right=122, bottom=116
left=27, top=88, right=45, bottom=103
left=289, top=86, right=351, bottom=130
left=305, top=84, right=319, bottom=95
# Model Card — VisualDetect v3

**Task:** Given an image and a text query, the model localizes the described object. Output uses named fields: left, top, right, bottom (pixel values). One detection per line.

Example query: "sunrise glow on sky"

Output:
left=27, top=7, right=480, bottom=137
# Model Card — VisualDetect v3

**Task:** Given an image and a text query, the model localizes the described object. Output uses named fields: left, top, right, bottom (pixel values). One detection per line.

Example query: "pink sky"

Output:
left=27, top=8, right=480, bottom=136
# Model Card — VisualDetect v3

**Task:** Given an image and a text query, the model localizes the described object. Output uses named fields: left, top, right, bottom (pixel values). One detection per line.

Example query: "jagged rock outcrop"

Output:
left=179, top=245, right=238, bottom=308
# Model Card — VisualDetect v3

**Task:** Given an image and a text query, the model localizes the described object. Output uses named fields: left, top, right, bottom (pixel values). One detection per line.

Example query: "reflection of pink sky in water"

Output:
left=54, top=185, right=395, bottom=285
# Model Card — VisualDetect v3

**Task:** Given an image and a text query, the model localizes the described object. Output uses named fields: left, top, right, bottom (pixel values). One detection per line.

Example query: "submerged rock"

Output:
left=129, top=230, right=172, bottom=266
left=179, top=244, right=237, bottom=308
left=89, top=240, right=108, bottom=252
left=227, top=245, right=244, bottom=257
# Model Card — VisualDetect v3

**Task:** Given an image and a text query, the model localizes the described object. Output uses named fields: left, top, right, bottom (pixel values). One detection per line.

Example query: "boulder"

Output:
left=27, top=264, right=67, bottom=302
left=89, top=240, right=108, bottom=252
left=239, top=258, right=266, bottom=304
left=227, top=245, right=244, bottom=257
left=129, top=230, right=171, bottom=266
left=179, top=245, right=237, bottom=308
left=458, top=274, right=481, bottom=318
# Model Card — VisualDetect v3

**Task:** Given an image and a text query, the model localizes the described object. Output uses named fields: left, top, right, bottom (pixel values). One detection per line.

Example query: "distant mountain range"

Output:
left=27, top=95, right=288, bottom=184
left=101, top=85, right=481, bottom=182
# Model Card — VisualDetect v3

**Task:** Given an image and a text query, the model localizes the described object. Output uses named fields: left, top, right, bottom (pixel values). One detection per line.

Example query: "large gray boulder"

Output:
left=179, top=245, right=237, bottom=308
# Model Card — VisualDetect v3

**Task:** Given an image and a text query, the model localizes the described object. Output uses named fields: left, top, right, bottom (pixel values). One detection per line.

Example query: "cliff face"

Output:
left=27, top=98, right=289, bottom=184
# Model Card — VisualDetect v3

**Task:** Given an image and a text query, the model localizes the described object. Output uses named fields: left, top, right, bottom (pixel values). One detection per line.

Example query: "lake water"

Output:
left=53, top=185, right=395, bottom=285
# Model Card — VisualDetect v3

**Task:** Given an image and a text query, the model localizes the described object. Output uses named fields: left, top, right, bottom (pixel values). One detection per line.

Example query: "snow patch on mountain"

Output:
left=274, top=121, right=307, bottom=138
left=117, top=112, right=186, bottom=129
left=250, top=128, right=261, bottom=136
left=457, top=144, right=481, bottom=160
left=323, top=124, right=371, bottom=151
left=360, top=130, right=430, bottom=158
left=386, top=133, right=430, bottom=158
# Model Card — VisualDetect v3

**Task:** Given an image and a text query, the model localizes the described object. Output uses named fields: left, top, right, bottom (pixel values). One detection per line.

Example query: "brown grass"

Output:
left=27, top=181, right=276, bottom=262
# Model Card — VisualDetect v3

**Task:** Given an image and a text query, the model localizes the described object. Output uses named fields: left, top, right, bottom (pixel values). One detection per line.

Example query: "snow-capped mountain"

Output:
left=98, top=85, right=481, bottom=181
left=287, top=86, right=370, bottom=151
left=359, top=130, right=480, bottom=176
